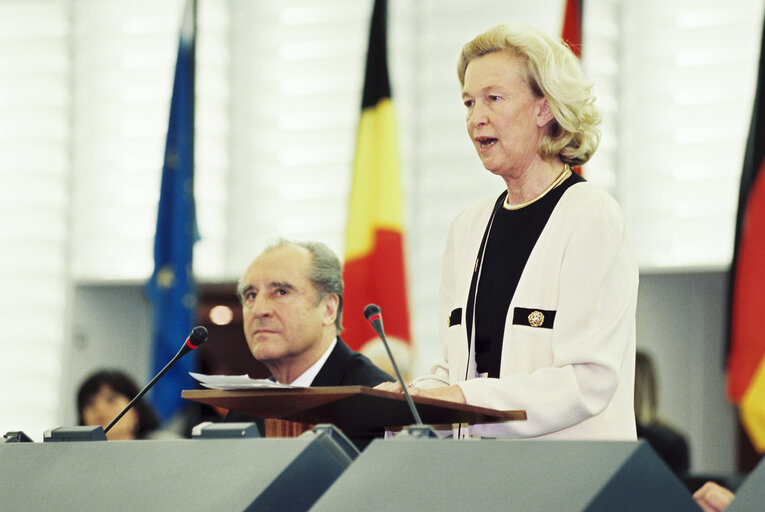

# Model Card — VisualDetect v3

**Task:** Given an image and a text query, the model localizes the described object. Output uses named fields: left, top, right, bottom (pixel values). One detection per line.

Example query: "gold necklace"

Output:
left=503, top=164, right=571, bottom=210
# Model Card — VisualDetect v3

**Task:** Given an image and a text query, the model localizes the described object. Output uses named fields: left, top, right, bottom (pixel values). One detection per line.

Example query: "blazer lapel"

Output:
left=311, top=338, right=352, bottom=386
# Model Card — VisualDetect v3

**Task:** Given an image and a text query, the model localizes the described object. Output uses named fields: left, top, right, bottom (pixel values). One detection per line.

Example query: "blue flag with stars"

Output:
left=146, top=0, right=197, bottom=421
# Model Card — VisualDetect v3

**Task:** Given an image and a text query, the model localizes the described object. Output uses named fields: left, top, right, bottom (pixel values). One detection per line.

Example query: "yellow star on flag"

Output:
left=156, top=265, right=175, bottom=289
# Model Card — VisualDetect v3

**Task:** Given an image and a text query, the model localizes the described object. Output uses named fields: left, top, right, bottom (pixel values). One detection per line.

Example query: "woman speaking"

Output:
left=379, top=24, right=638, bottom=440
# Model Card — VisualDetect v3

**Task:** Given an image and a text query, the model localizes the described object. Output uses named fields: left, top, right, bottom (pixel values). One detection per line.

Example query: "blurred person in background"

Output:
left=634, top=349, right=690, bottom=476
left=77, top=369, right=159, bottom=440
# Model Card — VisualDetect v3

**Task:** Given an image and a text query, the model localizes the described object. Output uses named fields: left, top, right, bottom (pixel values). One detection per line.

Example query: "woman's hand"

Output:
left=693, top=481, right=735, bottom=512
left=409, top=385, right=466, bottom=403
left=374, top=381, right=467, bottom=404
left=374, top=381, right=404, bottom=393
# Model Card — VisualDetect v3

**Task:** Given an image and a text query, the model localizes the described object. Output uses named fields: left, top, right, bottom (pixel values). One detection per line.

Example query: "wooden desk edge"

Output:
left=181, top=387, right=526, bottom=421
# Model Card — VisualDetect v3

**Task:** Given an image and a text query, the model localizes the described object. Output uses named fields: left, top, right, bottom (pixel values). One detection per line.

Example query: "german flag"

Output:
left=727, top=18, right=765, bottom=452
left=342, top=0, right=411, bottom=373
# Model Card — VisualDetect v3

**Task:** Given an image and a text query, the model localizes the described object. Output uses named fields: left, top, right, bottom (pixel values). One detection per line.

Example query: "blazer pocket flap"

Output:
left=513, top=307, right=556, bottom=329
left=449, top=308, right=462, bottom=327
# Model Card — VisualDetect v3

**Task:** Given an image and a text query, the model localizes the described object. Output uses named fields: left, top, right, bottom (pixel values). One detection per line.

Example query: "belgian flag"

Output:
left=728, top=18, right=765, bottom=452
left=342, top=0, right=412, bottom=370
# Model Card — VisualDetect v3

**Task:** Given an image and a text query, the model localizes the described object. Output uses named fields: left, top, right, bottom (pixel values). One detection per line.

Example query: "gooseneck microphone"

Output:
left=363, top=304, right=423, bottom=426
left=104, top=325, right=209, bottom=434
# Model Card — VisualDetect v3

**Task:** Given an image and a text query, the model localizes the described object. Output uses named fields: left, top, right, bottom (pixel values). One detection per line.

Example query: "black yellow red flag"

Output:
left=728, top=17, right=765, bottom=452
left=342, top=0, right=411, bottom=372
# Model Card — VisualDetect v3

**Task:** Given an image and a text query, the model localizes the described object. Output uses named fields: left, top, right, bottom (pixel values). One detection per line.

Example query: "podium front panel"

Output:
left=728, top=456, right=765, bottom=511
left=0, top=437, right=351, bottom=512
left=309, top=439, right=699, bottom=512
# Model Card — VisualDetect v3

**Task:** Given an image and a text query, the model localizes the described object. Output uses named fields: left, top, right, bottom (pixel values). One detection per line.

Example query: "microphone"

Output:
left=363, top=304, right=423, bottom=426
left=104, top=325, right=209, bottom=435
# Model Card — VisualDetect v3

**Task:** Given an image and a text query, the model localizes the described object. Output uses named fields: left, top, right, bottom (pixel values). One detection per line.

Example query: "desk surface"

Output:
left=182, top=386, right=526, bottom=430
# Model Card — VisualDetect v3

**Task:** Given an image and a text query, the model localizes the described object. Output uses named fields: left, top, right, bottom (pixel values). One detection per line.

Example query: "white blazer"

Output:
left=414, top=181, right=639, bottom=440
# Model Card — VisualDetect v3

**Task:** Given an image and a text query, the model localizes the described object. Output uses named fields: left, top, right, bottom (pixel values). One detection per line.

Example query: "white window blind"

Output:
left=0, top=0, right=70, bottom=440
left=193, top=0, right=230, bottom=279
left=224, top=0, right=370, bottom=272
left=619, top=0, right=763, bottom=270
left=69, top=0, right=229, bottom=281
left=69, top=0, right=182, bottom=280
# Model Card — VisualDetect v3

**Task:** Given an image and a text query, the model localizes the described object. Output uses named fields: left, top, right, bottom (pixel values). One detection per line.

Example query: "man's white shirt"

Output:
left=279, top=337, right=338, bottom=386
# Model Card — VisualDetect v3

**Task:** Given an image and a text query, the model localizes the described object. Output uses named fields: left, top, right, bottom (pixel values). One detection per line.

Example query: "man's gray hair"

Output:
left=238, top=238, right=344, bottom=332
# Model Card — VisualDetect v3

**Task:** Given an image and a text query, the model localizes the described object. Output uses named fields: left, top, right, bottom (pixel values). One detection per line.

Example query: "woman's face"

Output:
left=461, top=51, right=551, bottom=179
left=81, top=383, right=139, bottom=440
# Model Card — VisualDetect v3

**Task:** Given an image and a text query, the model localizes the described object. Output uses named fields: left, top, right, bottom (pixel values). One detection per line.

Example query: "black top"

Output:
left=475, top=173, right=583, bottom=377
left=224, top=338, right=394, bottom=451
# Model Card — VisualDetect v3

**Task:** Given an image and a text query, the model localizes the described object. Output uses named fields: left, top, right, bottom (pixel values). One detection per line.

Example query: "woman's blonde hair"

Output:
left=457, top=24, right=600, bottom=166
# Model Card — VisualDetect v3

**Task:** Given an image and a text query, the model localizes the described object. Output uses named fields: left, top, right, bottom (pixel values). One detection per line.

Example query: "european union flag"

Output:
left=146, top=0, right=197, bottom=421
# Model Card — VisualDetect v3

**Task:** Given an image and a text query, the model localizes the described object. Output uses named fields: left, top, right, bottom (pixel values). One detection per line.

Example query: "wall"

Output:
left=636, top=270, right=736, bottom=473
left=58, top=284, right=152, bottom=428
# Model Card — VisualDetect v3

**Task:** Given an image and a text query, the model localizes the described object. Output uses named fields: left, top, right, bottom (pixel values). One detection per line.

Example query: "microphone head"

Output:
left=189, top=325, right=209, bottom=347
left=363, top=304, right=381, bottom=321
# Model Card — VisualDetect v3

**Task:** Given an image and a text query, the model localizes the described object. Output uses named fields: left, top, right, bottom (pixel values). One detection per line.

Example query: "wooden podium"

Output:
left=181, top=386, right=526, bottom=437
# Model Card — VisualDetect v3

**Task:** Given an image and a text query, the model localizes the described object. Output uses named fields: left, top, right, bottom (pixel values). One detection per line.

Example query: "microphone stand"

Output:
left=364, top=304, right=439, bottom=439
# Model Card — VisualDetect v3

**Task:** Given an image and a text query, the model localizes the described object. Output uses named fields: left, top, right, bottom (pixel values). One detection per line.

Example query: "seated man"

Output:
left=226, top=239, right=394, bottom=449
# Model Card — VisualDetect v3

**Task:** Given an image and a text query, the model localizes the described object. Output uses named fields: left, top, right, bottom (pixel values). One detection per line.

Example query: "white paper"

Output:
left=189, top=372, right=297, bottom=390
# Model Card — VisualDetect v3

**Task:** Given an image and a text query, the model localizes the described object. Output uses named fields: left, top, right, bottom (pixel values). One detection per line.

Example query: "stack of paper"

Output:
left=189, top=372, right=296, bottom=390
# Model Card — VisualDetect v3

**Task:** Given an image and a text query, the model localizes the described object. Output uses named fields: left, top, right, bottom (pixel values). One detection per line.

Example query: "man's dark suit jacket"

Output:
left=225, top=338, right=394, bottom=450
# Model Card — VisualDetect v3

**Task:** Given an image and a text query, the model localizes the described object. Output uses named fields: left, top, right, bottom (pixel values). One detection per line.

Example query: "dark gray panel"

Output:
left=0, top=436, right=350, bottom=512
left=310, top=439, right=699, bottom=512
left=727, top=457, right=765, bottom=511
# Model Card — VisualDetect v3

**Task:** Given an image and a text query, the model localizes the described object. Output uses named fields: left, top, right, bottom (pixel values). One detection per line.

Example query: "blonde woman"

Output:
left=379, top=24, right=638, bottom=440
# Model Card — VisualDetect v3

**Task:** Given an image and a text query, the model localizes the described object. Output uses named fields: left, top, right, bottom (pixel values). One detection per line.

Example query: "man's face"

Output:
left=240, top=245, right=334, bottom=366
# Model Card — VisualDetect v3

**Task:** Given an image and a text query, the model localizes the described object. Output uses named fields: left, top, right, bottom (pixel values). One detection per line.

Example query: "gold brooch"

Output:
left=528, top=311, right=544, bottom=327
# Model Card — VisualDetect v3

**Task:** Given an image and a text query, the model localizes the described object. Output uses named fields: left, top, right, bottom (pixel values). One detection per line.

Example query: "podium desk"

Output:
left=182, top=386, right=526, bottom=433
